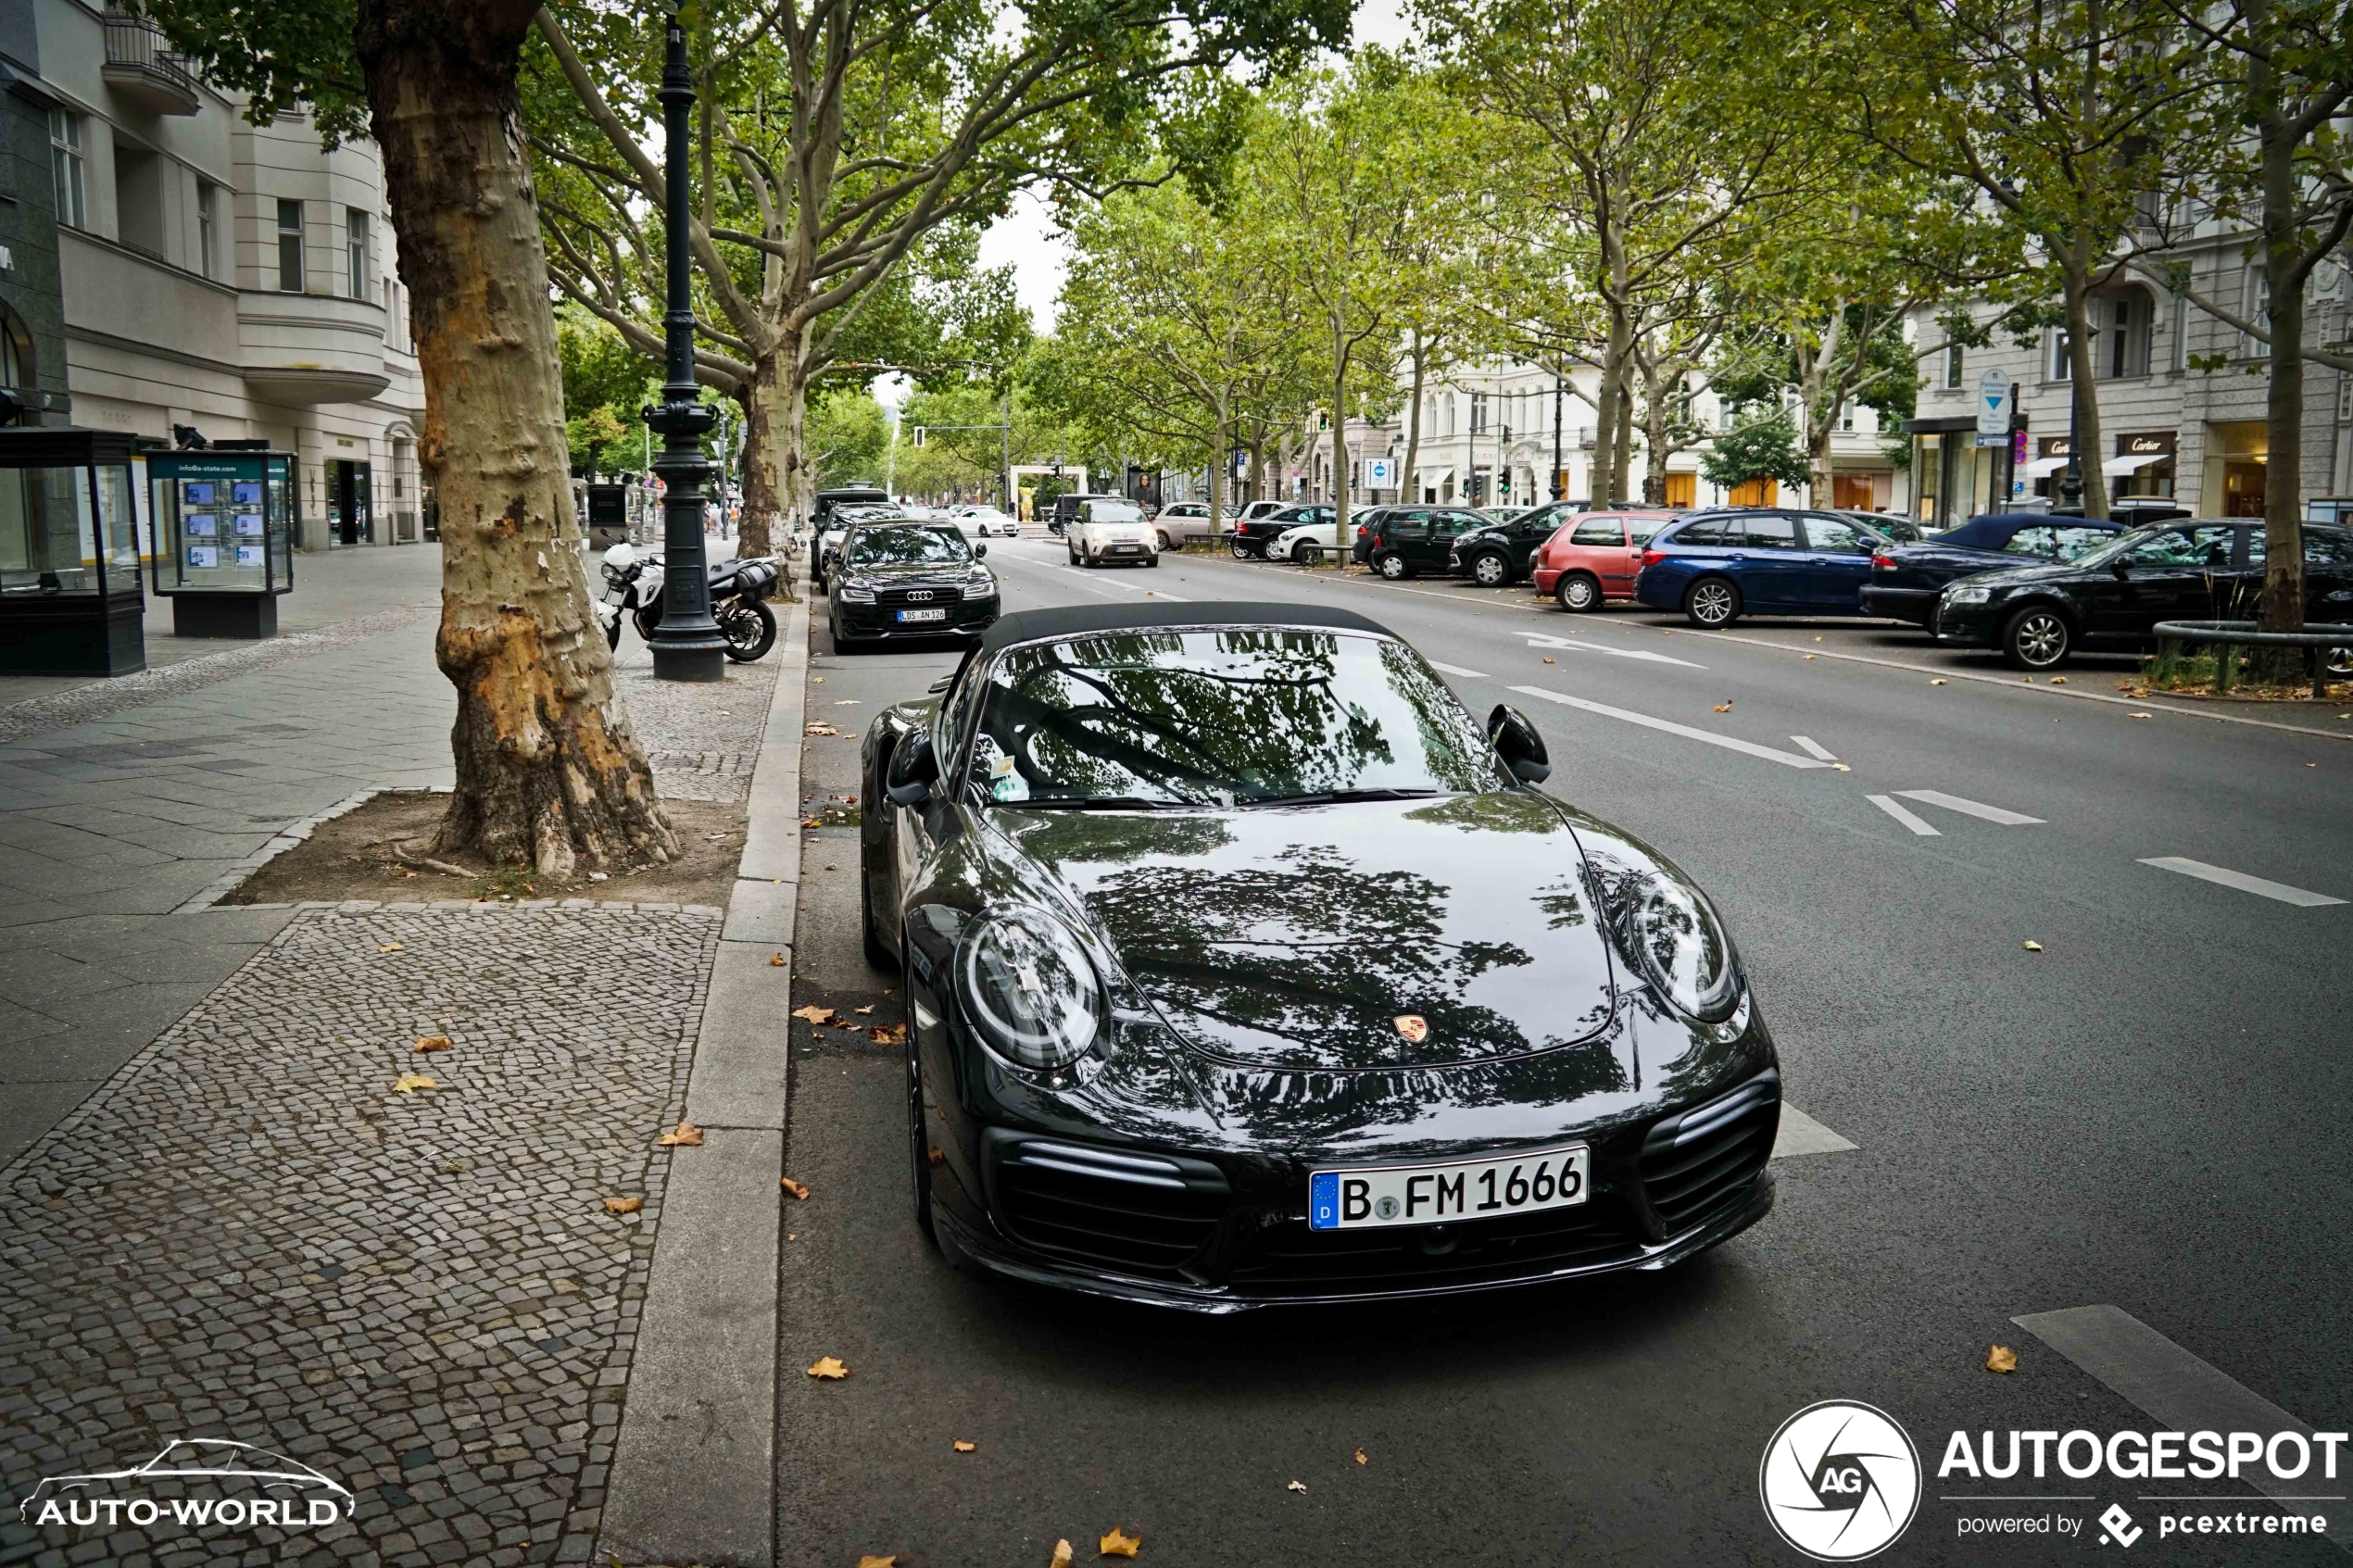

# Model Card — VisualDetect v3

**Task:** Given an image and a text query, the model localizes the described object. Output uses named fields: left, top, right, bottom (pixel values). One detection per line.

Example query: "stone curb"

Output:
left=599, top=586, right=811, bottom=1568
left=170, top=787, right=447, bottom=913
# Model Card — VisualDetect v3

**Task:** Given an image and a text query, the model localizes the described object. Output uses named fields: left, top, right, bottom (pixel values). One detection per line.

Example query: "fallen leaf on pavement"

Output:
left=1354, top=1448, right=1368, bottom=1465
left=1831, top=763, right=1852, bottom=772
left=1100, top=1527, right=1141, bottom=1557
left=658, top=1123, right=704, bottom=1148
left=836, top=699, right=862, bottom=705
left=603, top=1197, right=643, bottom=1215
left=807, top=1356, right=849, bottom=1380
left=1541, top=657, right=1555, bottom=664
left=2021, top=940, right=2044, bottom=952
left=1931, top=678, right=1948, bottom=685
left=2022, top=675, right=2035, bottom=683
left=857, top=1556, right=897, bottom=1567
left=1713, top=702, right=1732, bottom=713
left=927, top=1148, right=945, bottom=1167
left=954, top=1440, right=976, bottom=1452
left=2048, top=676, right=2068, bottom=684
left=806, top=723, right=841, bottom=735
left=781, top=1176, right=811, bottom=1199
left=1286, top=1480, right=1308, bottom=1494
left=414, top=1035, right=452, bottom=1053
left=801, top=817, right=823, bottom=827
left=792, top=1005, right=836, bottom=1024
left=1051, top=1542, right=1076, bottom=1568
left=2132, top=711, right=2152, bottom=719
left=1987, top=1344, right=2019, bottom=1374
left=854, top=1005, right=875, bottom=1014
left=812, top=675, right=825, bottom=684
left=770, top=953, right=787, bottom=966
left=1803, top=654, right=1817, bottom=660
left=871, top=1023, right=908, bottom=1045
left=379, top=943, right=405, bottom=953
left=392, top=1073, right=438, bottom=1094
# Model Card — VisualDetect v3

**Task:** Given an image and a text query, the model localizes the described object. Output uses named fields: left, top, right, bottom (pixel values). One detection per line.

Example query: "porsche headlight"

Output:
left=1620, top=872, right=1741, bottom=1023
left=1944, top=583, right=1993, bottom=606
left=837, top=582, right=875, bottom=602
left=957, top=907, right=1101, bottom=1070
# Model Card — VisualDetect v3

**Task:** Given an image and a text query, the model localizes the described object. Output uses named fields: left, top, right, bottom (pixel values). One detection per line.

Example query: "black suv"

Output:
left=1357, top=505, right=1491, bottom=579
left=827, top=521, right=1001, bottom=648
left=1449, top=500, right=1596, bottom=586
left=1930, top=521, right=2353, bottom=669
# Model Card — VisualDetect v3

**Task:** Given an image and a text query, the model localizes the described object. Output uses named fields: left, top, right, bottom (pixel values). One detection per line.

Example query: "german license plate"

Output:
left=895, top=608, right=947, bottom=622
left=1309, top=1144, right=1589, bottom=1231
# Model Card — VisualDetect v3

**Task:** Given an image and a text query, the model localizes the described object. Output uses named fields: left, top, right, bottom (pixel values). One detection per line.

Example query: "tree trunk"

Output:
left=1330, top=320, right=1352, bottom=554
left=358, top=0, right=675, bottom=878
left=1209, top=403, right=1228, bottom=533
left=737, top=349, right=785, bottom=565
left=1592, top=308, right=1629, bottom=505
left=2254, top=29, right=2307, bottom=644
left=2060, top=263, right=2110, bottom=520
left=1402, top=331, right=1427, bottom=502
left=1612, top=365, right=1636, bottom=502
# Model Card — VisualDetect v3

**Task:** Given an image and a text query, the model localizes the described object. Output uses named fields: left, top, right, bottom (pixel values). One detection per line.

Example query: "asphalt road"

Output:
left=776, top=536, right=2351, bottom=1567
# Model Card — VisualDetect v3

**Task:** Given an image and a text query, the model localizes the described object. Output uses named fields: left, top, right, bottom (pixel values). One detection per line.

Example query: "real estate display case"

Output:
left=145, top=449, right=296, bottom=636
left=0, top=426, right=147, bottom=676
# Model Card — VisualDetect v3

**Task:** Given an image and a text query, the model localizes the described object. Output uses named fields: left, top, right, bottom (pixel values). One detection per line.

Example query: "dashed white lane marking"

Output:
left=1508, top=685, right=1834, bottom=770
left=1049, top=565, right=1191, bottom=600
left=1790, top=735, right=1837, bottom=761
left=1893, top=788, right=2045, bottom=826
left=1771, top=1106, right=1857, bottom=1160
left=1525, top=631, right=1706, bottom=669
left=2012, top=1305, right=2350, bottom=1538
left=1429, top=661, right=1491, bottom=679
left=2137, top=857, right=2346, bottom=908
left=1866, top=794, right=1942, bottom=836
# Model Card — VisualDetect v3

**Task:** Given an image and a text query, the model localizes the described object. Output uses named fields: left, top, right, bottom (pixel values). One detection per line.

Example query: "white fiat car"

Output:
left=1066, top=498, right=1159, bottom=569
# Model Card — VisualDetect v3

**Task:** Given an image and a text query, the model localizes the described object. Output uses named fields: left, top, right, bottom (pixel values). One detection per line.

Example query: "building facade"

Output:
left=1, top=0, right=70, bottom=428
left=20, top=0, right=425, bottom=548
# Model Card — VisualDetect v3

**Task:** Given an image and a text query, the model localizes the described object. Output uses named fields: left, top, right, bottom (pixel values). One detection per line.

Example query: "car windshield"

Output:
left=967, top=628, right=1508, bottom=808
left=2070, top=525, right=2166, bottom=570
left=848, top=525, right=969, bottom=566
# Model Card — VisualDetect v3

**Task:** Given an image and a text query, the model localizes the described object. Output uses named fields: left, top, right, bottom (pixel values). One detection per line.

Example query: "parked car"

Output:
left=1228, top=503, right=1335, bottom=559
left=814, top=484, right=889, bottom=533
left=1451, top=502, right=1606, bottom=587
left=1067, top=497, right=1160, bottom=568
left=951, top=507, right=1021, bottom=538
left=1632, top=509, right=1897, bottom=627
left=1359, top=505, right=1491, bottom=579
left=814, top=501, right=905, bottom=592
left=1266, top=518, right=1362, bottom=565
left=1931, top=520, right=2353, bottom=670
left=1827, top=508, right=1928, bottom=545
left=1048, top=492, right=1126, bottom=536
left=1859, top=513, right=2128, bottom=626
left=858, top=600, right=1780, bottom=1308
left=1532, top=510, right=1680, bottom=610
left=1152, top=500, right=1218, bottom=550
left=828, top=521, right=1000, bottom=648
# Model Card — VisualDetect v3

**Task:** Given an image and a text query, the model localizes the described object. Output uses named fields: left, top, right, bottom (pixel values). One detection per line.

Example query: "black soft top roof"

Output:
left=977, top=600, right=1397, bottom=655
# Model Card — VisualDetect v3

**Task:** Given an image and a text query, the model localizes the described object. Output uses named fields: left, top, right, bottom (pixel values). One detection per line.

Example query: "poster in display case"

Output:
left=145, top=450, right=297, bottom=637
left=0, top=427, right=148, bottom=675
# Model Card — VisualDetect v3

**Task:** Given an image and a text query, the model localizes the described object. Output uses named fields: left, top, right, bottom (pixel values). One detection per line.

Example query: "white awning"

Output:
left=2020, top=456, right=2071, bottom=478
left=1414, top=469, right=1453, bottom=490
left=2103, top=450, right=2169, bottom=473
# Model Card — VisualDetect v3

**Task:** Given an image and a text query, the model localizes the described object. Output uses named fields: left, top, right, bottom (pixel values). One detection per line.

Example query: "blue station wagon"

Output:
left=1632, top=509, right=1894, bottom=627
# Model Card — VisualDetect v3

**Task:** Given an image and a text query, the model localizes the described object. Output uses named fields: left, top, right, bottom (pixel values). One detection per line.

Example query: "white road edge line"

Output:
left=1771, top=1106, right=1857, bottom=1160
left=2012, top=1304, right=2351, bottom=1549
left=1866, top=794, right=1942, bottom=836
left=1790, top=735, right=1837, bottom=761
left=1893, top=788, right=2045, bottom=826
left=1524, top=632, right=1707, bottom=669
left=1507, top=685, right=1834, bottom=769
left=1429, top=661, right=1491, bottom=679
left=2137, top=856, right=2346, bottom=908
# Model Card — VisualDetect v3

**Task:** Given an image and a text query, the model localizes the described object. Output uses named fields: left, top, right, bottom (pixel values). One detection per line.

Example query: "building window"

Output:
left=1470, top=391, right=1488, bottom=435
left=49, top=111, right=86, bottom=228
left=277, top=199, right=305, bottom=293
left=2170, top=292, right=2188, bottom=370
left=346, top=208, right=369, bottom=298
left=2049, top=325, right=2072, bottom=382
left=2244, top=269, right=2271, bottom=358
left=1840, top=401, right=1857, bottom=433
left=2105, top=293, right=2151, bottom=377
left=196, top=182, right=219, bottom=279
left=1944, top=343, right=1964, bottom=389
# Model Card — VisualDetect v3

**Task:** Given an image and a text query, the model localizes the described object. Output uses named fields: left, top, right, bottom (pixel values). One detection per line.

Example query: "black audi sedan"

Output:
left=1930, top=519, right=2353, bottom=669
left=855, top=601, right=1780, bottom=1310
left=1860, top=513, right=2127, bottom=626
left=827, top=521, right=1000, bottom=648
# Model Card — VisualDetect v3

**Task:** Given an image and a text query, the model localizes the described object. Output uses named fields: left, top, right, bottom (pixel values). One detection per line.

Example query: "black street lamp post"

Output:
left=644, top=10, right=726, bottom=683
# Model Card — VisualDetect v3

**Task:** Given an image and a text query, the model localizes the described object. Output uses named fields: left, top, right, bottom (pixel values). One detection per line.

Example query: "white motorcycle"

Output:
left=596, top=543, right=781, bottom=662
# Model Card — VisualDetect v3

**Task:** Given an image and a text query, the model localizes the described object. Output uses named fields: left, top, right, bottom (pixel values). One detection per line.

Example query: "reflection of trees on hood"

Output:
left=995, top=809, right=1237, bottom=869
left=1087, top=843, right=1590, bottom=1067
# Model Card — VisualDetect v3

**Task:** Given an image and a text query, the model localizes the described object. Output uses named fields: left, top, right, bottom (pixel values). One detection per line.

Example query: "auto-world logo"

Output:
left=16, top=1439, right=354, bottom=1533
left=1760, top=1401, right=1923, bottom=1561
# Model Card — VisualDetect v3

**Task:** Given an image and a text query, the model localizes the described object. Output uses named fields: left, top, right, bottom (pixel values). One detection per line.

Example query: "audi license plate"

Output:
left=894, top=608, right=947, bottom=623
left=1309, top=1144, right=1589, bottom=1231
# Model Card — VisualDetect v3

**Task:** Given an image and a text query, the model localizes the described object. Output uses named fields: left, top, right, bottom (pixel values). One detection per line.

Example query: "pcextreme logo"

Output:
left=1760, top=1401, right=1924, bottom=1562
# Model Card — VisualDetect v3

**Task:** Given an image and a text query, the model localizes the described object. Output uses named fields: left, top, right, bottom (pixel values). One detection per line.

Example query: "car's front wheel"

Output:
left=1292, top=540, right=1324, bottom=565
left=1556, top=571, right=1601, bottom=612
left=1470, top=551, right=1512, bottom=587
left=1684, top=576, right=1742, bottom=628
left=1229, top=538, right=1257, bottom=560
left=1378, top=552, right=1411, bottom=580
left=2002, top=604, right=2073, bottom=670
left=1157, top=529, right=1176, bottom=552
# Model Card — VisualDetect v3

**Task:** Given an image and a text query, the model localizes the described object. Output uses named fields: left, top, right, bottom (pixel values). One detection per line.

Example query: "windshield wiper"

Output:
left=1237, top=787, right=1443, bottom=809
left=1009, top=795, right=1189, bottom=811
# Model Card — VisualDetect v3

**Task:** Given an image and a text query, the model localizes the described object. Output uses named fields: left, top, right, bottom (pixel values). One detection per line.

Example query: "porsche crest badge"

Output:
left=1393, top=1014, right=1428, bottom=1043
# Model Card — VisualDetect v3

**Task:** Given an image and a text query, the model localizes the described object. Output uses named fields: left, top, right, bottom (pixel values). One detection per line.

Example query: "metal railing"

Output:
left=102, top=12, right=199, bottom=98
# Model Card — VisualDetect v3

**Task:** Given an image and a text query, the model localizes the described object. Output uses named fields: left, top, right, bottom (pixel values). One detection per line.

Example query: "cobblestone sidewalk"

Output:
left=0, top=899, right=720, bottom=1568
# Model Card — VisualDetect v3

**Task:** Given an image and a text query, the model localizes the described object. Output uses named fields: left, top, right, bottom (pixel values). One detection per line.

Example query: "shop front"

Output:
left=2109, top=431, right=2176, bottom=499
left=0, top=427, right=146, bottom=675
left=2203, top=420, right=2267, bottom=518
left=1904, top=416, right=2014, bottom=525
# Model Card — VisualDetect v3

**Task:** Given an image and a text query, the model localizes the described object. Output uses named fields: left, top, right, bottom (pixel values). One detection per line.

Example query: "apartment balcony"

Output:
left=102, top=13, right=201, bottom=117
left=238, top=292, right=391, bottom=407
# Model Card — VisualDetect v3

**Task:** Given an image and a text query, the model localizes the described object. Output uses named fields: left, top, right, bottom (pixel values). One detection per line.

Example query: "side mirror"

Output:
left=885, top=731, right=937, bottom=806
left=2110, top=560, right=2131, bottom=579
left=1487, top=705, right=1552, bottom=784
left=974, top=543, right=988, bottom=558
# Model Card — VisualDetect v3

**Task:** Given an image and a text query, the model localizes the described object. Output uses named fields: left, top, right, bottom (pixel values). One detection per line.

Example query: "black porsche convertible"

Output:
left=856, top=602, right=1780, bottom=1309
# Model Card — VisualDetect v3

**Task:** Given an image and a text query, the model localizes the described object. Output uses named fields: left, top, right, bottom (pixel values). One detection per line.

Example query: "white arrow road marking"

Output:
left=1771, top=1106, right=1857, bottom=1160
left=1866, top=794, right=1941, bottom=836
left=1790, top=735, right=1838, bottom=761
left=1508, top=685, right=1834, bottom=769
left=1523, top=632, right=1706, bottom=669
left=2137, top=856, right=2346, bottom=907
left=1892, top=788, right=2045, bottom=826
left=1428, top=661, right=1491, bottom=679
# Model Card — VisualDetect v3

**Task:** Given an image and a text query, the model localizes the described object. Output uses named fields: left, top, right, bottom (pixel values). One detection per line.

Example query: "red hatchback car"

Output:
left=1531, top=510, right=1680, bottom=611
